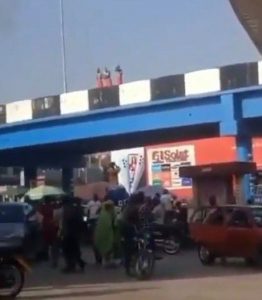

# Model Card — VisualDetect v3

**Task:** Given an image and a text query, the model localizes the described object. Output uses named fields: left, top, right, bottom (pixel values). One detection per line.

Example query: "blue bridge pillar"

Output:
left=236, top=135, right=253, bottom=202
left=24, top=167, right=37, bottom=189
left=219, top=93, right=252, bottom=202
left=219, top=94, right=238, bottom=136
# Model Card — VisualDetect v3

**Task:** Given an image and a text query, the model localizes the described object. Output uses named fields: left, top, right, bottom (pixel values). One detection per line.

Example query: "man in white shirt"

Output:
left=160, top=189, right=173, bottom=212
left=85, top=194, right=101, bottom=221
left=152, top=201, right=165, bottom=225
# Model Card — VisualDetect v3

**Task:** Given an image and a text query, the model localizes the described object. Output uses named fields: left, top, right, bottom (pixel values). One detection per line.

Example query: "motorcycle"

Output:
left=0, top=254, right=31, bottom=298
left=126, top=226, right=155, bottom=280
left=152, top=224, right=182, bottom=255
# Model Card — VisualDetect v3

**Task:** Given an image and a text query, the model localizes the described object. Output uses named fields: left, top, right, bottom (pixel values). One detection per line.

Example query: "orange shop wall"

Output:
left=252, top=137, right=262, bottom=169
left=145, top=136, right=237, bottom=199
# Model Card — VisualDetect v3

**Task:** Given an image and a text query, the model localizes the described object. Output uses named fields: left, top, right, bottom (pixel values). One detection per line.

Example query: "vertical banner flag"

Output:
left=111, top=148, right=145, bottom=193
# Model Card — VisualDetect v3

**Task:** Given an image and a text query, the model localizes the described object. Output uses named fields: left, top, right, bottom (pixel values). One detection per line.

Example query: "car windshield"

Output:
left=251, top=207, right=262, bottom=227
left=0, top=205, right=25, bottom=223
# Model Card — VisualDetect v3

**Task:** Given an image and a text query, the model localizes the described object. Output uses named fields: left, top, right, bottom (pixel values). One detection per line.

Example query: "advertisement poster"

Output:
left=147, top=145, right=195, bottom=189
left=111, top=147, right=145, bottom=193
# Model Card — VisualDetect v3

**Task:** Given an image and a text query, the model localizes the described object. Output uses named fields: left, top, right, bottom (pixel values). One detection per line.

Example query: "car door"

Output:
left=201, top=208, right=227, bottom=255
left=189, top=208, right=208, bottom=242
left=225, top=209, right=255, bottom=257
left=190, top=207, right=226, bottom=254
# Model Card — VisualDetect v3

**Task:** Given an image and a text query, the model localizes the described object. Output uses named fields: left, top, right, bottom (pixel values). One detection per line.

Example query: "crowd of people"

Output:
left=24, top=189, right=188, bottom=274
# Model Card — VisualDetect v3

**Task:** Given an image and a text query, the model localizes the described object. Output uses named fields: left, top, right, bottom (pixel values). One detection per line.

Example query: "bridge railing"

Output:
left=1, top=61, right=262, bottom=126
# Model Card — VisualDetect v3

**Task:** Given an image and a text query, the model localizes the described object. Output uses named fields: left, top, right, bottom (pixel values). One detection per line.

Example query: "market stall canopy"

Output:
left=179, top=162, right=256, bottom=178
left=230, top=0, right=262, bottom=54
left=25, top=185, right=65, bottom=201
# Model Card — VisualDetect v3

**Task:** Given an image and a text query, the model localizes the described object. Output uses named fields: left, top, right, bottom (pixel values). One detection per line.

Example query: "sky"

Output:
left=0, top=0, right=260, bottom=103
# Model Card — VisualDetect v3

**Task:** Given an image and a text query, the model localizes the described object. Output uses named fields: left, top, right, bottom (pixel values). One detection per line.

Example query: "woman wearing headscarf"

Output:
left=94, top=200, right=116, bottom=267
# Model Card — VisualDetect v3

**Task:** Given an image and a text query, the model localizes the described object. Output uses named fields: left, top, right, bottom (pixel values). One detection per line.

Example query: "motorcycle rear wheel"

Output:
left=164, top=236, right=181, bottom=255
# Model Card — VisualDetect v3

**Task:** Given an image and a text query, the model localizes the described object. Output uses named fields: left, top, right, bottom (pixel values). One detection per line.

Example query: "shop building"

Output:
left=146, top=136, right=262, bottom=203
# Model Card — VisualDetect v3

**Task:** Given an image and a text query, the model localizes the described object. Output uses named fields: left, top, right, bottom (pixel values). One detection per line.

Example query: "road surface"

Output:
left=20, top=250, right=262, bottom=300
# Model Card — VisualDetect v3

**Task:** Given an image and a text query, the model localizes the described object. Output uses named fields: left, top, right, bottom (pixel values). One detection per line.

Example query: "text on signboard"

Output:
left=152, top=149, right=189, bottom=163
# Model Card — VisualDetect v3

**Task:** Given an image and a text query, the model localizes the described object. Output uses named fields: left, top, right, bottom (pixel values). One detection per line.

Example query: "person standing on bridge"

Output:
left=96, top=68, right=103, bottom=88
left=114, top=65, right=123, bottom=85
left=102, top=67, right=113, bottom=87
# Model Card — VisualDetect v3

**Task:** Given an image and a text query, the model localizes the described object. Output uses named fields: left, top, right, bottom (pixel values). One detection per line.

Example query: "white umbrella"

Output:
left=25, top=185, right=65, bottom=200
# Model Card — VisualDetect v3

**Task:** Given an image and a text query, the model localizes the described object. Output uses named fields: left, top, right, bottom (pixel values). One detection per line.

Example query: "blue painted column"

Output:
left=219, top=93, right=252, bottom=202
left=236, top=135, right=253, bottom=201
left=24, top=167, right=37, bottom=188
left=219, top=93, right=238, bottom=136
left=234, top=91, right=253, bottom=202
left=62, top=167, right=74, bottom=195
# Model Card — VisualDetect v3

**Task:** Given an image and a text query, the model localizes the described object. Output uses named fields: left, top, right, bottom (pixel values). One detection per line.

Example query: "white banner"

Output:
left=111, top=147, right=145, bottom=193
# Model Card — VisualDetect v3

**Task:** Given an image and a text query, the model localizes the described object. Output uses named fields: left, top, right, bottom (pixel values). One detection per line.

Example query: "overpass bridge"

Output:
left=1, top=61, right=262, bottom=191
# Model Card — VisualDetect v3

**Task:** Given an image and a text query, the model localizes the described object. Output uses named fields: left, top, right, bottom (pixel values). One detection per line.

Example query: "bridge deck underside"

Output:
left=0, top=123, right=219, bottom=167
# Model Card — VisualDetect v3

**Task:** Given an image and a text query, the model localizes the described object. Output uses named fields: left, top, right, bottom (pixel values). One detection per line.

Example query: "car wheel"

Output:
left=198, top=245, right=215, bottom=265
left=245, top=257, right=256, bottom=266
left=254, top=247, right=262, bottom=267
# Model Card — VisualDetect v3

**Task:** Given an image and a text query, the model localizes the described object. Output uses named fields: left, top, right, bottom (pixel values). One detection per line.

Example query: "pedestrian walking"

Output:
left=94, top=200, right=116, bottom=267
left=60, top=196, right=86, bottom=273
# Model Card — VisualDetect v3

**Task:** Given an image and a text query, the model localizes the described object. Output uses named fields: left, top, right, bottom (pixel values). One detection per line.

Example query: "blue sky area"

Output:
left=0, top=0, right=260, bottom=103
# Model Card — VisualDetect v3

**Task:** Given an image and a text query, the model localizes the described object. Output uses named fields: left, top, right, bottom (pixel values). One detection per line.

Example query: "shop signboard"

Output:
left=146, top=145, right=195, bottom=189
left=252, top=138, right=262, bottom=169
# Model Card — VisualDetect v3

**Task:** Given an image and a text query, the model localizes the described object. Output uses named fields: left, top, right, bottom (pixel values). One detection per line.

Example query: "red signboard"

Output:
left=146, top=136, right=237, bottom=199
left=252, top=138, right=262, bottom=169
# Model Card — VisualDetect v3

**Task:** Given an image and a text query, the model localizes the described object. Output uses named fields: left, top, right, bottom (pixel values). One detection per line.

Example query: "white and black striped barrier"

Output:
left=1, top=61, right=262, bottom=125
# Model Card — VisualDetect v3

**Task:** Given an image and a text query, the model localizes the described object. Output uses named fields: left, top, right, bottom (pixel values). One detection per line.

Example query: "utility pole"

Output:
left=59, top=0, right=68, bottom=93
